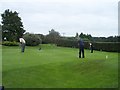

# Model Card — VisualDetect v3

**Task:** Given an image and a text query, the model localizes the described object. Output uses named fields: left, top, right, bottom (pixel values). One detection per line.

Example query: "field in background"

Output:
left=2, top=44, right=118, bottom=88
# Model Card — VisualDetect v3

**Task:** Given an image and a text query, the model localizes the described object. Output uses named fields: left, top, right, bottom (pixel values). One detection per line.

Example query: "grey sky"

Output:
left=0, top=0, right=119, bottom=37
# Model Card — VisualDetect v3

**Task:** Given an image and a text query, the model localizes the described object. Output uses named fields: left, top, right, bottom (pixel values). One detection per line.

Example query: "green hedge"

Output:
left=56, top=39, right=90, bottom=49
left=2, top=41, right=19, bottom=46
left=92, top=42, right=120, bottom=52
left=56, top=39, right=77, bottom=48
left=56, top=39, right=120, bottom=52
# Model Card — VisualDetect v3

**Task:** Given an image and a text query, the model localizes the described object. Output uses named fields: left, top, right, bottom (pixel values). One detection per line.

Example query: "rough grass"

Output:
left=2, top=44, right=118, bottom=88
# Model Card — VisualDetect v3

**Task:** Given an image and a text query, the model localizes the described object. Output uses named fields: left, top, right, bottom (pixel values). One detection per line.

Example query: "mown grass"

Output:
left=0, top=45, right=2, bottom=85
left=2, top=44, right=118, bottom=88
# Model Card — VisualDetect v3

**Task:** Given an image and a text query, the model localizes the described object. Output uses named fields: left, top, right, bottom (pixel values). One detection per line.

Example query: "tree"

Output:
left=79, top=32, right=92, bottom=41
left=1, top=9, right=25, bottom=41
left=37, top=34, right=46, bottom=44
left=79, top=32, right=85, bottom=38
left=86, top=34, right=92, bottom=41
left=45, top=29, right=60, bottom=44
left=75, top=32, right=79, bottom=40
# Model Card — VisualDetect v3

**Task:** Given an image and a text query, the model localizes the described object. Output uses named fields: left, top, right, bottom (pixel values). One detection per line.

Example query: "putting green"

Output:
left=2, top=44, right=118, bottom=88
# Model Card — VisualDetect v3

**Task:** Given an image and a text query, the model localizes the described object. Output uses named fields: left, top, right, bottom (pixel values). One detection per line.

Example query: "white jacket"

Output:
left=19, top=38, right=26, bottom=44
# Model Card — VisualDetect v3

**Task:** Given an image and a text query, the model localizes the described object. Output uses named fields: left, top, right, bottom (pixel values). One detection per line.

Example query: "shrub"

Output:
left=2, top=41, right=19, bottom=46
left=23, top=33, right=42, bottom=46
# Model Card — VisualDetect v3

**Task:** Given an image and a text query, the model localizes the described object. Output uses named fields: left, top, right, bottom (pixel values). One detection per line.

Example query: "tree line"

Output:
left=1, top=9, right=119, bottom=45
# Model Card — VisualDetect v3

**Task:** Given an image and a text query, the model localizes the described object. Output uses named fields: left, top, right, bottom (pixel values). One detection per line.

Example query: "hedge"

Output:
left=2, top=41, right=19, bottom=46
left=56, top=39, right=120, bottom=52
left=92, top=42, right=120, bottom=52
left=56, top=39, right=77, bottom=48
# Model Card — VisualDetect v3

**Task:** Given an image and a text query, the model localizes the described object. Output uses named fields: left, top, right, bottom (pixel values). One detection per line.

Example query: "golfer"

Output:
left=19, top=36, right=26, bottom=52
left=78, top=38, right=85, bottom=58
left=90, top=43, right=93, bottom=53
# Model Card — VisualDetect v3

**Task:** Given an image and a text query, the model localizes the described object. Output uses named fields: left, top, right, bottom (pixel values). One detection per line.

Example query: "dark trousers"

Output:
left=79, top=47, right=84, bottom=58
left=91, top=48, right=93, bottom=53
left=90, top=46, right=93, bottom=53
left=21, top=43, right=25, bottom=52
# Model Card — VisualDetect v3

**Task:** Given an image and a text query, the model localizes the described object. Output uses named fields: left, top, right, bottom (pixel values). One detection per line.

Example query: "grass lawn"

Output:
left=2, top=44, right=118, bottom=88
left=0, top=45, right=2, bottom=85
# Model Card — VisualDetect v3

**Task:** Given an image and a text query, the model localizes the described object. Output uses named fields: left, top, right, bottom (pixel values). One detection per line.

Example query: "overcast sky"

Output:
left=0, top=0, right=119, bottom=37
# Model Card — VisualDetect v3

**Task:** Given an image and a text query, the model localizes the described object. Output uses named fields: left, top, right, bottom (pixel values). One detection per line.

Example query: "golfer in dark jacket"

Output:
left=78, top=39, right=85, bottom=58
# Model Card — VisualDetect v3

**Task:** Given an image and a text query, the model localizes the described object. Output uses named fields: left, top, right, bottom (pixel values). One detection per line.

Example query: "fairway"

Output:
left=2, top=44, right=118, bottom=88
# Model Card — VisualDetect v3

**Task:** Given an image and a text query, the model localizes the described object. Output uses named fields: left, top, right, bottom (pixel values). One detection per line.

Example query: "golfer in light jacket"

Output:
left=19, top=36, right=26, bottom=52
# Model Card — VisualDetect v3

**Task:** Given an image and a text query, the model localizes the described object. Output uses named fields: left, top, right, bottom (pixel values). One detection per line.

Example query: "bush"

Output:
left=23, top=33, right=42, bottom=46
left=2, top=41, right=19, bottom=46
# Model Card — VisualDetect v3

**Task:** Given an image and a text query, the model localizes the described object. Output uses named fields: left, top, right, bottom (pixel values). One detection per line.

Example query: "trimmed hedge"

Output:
left=56, top=39, right=120, bottom=52
left=2, top=41, right=19, bottom=46
left=92, top=42, right=120, bottom=52
left=56, top=39, right=90, bottom=49
left=56, top=39, right=77, bottom=48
